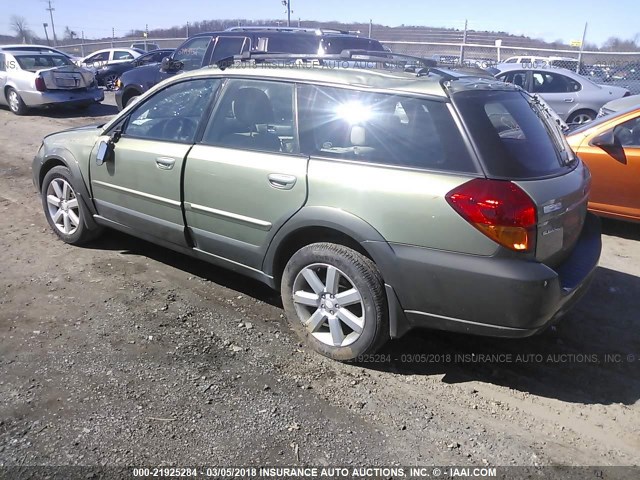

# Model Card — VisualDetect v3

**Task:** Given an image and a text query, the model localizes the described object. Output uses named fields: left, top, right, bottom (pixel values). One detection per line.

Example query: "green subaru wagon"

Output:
left=33, top=56, right=601, bottom=361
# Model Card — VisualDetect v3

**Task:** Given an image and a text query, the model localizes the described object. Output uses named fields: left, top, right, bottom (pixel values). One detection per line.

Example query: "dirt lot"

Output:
left=0, top=93, right=639, bottom=473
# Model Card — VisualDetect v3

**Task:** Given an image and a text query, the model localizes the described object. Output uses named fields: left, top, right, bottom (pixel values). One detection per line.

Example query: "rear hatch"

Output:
left=39, top=65, right=94, bottom=90
left=452, top=86, right=589, bottom=266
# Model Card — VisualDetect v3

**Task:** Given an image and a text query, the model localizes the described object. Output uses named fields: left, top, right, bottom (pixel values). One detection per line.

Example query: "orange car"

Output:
left=567, top=105, right=640, bottom=222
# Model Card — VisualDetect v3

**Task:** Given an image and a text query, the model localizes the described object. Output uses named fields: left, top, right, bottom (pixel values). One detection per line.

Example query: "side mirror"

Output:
left=160, top=57, right=182, bottom=72
left=591, top=129, right=616, bottom=148
left=96, top=140, right=114, bottom=166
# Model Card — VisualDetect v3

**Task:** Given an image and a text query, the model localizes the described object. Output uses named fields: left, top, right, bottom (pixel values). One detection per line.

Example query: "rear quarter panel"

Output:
left=306, top=159, right=499, bottom=255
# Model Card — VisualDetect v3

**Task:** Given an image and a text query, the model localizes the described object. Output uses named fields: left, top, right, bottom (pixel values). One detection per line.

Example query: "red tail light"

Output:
left=446, top=179, right=537, bottom=252
left=35, top=76, right=47, bottom=92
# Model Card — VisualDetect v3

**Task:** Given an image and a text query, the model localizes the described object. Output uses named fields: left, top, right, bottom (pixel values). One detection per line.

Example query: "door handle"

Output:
left=155, top=157, right=176, bottom=170
left=563, top=98, right=574, bottom=103
left=268, top=173, right=297, bottom=190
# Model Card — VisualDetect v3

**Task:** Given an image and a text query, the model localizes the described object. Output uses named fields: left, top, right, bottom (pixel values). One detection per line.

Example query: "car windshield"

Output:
left=453, top=89, right=573, bottom=179
left=14, top=54, right=73, bottom=71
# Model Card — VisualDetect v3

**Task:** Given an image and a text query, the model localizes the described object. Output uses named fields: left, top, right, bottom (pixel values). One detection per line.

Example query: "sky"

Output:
left=0, top=0, right=637, bottom=47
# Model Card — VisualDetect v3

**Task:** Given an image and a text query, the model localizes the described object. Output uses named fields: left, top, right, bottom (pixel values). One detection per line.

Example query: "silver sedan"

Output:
left=0, top=50, right=103, bottom=115
left=494, top=64, right=630, bottom=125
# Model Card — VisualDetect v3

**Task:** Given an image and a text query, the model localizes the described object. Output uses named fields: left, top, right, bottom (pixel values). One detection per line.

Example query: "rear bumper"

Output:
left=369, top=213, right=601, bottom=338
left=20, top=87, right=104, bottom=107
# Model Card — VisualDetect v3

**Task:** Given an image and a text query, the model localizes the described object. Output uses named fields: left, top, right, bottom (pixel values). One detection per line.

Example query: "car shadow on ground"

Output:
left=83, top=229, right=282, bottom=308
left=600, top=217, right=640, bottom=241
left=36, top=102, right=119, bottom=119
left=83, top=229, right=639, bottom=406
left=372, top=265, right=640, bottom=406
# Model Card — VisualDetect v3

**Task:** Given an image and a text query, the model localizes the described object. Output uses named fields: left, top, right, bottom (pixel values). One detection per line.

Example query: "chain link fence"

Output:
left=52, top=36, right=640, bottom=95
left=384, top=41, right=640, bottom=94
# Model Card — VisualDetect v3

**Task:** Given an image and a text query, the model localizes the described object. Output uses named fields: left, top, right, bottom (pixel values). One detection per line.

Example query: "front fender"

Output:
left=35, top=150, right=99, bottom=229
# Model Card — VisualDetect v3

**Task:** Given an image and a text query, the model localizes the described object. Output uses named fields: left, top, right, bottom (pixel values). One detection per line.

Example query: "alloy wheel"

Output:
left=46, top=178, right=80, bottom=235
left=292, top=263, right=365, bottom=347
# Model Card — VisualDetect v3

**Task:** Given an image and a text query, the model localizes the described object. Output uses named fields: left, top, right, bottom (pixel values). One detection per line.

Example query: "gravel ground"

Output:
left=0, top=93, right=639, bottom=475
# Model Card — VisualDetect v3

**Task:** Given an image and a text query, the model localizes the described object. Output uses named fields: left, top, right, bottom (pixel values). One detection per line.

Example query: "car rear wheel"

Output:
left=41, top=166, right=101, bottom=245
left=567, top=110, right=596, bottom=125
left=7, top=88, right=28, bottom=115
left=281, top=243, right=389, bottom=361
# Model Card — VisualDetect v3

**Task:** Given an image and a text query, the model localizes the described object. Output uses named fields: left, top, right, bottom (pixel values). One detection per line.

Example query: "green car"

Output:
left=32, top=56, right=602, bottom=361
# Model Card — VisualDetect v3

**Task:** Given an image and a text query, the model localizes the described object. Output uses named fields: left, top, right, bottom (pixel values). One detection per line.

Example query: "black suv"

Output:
left=114, top=27, right=386, bottom=110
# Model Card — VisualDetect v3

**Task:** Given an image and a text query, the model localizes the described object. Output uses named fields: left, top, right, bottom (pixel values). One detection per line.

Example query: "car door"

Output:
left=580, top=114, right=640, bottom=219
left=183, top=78, right=307, bottom=269
left=90, top=77, right=220, bottom=247
left=531, top=71, right=578, bottom=119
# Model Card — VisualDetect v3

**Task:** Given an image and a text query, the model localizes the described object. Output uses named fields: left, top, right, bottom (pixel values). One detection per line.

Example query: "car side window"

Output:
left=173, top=36, right=212, bottom=70
left=614, top=117, right=640, bottom=147
left=297, top=85, right=476, bottom=173
left=114, top=51, right=134, bottom=60
left=86, top=52, right=109, bottom=64
left=210, top=36, right=250, bottom=65
left=124, top=78, right=220, bottom=143
left=500, top=71, right=527, bottom=88
left=202, top=79, right=296, bottom=154
left=0, top=53, right=5, bottom=72
left=532, top=72, right=578, bottom=93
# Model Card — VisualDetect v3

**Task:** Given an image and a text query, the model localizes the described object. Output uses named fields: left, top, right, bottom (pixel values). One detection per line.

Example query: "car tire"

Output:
left=41, top=166, right=102, bottom=245
left=567, top=109, right=596, bottom=125
left=6, top=87, right=28, bottom=115
left=124, top=94, right=140, bottom=108
left=281, top=242, right=389, bottom=362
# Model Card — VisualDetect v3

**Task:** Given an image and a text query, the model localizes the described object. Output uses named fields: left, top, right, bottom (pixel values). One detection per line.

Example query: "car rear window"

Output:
left=321, top=37, right=385, bottom=54
left=15, top=54, right=72, bottom=71
left=298, top=85, right=477, bottom=173
left=452, top=90, right=571, bottom=179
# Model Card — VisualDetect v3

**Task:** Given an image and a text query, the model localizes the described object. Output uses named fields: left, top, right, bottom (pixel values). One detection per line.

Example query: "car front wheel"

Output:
left=41, top=166, right=101, bottom=245
left=281, top=243, right=389, bottom=361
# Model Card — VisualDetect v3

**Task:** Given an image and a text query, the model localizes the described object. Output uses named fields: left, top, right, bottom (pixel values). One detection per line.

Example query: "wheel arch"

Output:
left=38, top=153, right=99, bottom=229
left=263, top=206, right=394, bottom=286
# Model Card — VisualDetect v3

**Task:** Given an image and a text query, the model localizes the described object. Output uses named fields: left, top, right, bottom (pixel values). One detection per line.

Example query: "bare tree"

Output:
left=64, top=26, right=77, bottom=40
left=10, top=15, right=34, bottom=44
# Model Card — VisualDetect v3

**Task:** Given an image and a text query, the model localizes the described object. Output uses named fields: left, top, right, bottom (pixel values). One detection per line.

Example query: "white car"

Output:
left=76, top=48, right=143, bottom=69
left=494, top=64, right=630, bottom=125
left=0, top=44, right=81, bottom=64
left=0, top=49, right=103, bottom=115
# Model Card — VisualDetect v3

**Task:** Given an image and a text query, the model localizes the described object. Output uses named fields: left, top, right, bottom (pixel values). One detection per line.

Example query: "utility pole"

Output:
left=282, top=0, right=291, bottom=27
left=459, top=19, right=468, bottom=65
left=81, top=30, right=85, bottom=57
left=111, top=27, right=115, bottom=48
left=46, top=0, right=58, bottom=46
left=368, top=19, right=372, bottom=38
left=186, top=21, right=189, bottom=38
left=42, top=23, right=50, bottom=46
left=144, top=24, right=149, bottom=50
left=576, top=22, right=588, bottom=74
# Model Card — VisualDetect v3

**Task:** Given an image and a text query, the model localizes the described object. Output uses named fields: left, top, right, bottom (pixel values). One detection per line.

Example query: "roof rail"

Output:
left=218, top=49, right=436, bottom=70
left=224, top=26, right=352, bottom=35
